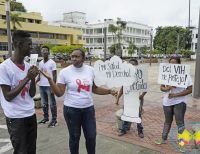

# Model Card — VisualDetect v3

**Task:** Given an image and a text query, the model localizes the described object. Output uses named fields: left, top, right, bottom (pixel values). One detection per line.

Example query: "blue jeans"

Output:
left=64, top=105, right=96, bottom=154
left=121, top=99, right=144, bottom=133
left=40, top=86, right=57, bottom=121
left=162, top=102, right=186, bottom=140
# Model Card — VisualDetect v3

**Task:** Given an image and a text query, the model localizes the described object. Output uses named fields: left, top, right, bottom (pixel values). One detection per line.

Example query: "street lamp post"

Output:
left=5, top=0, right=12, bottom=57
left=103, top=26, right=107, bottom=61
left=188, top=0, right=191, bottom=28
left=149, top=29, right=153, bottom=66
left=193, top=10, right=200, bottom=98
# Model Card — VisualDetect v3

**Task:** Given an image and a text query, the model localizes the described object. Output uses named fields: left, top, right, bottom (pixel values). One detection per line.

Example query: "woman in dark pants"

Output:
left=41, top=49, right=117, bottom=154
left=155, top=57, right=192, bottom=150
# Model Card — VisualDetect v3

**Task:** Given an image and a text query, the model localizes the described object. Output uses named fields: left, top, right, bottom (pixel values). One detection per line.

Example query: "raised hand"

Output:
left=40, top=70, right=51, bottom=80
left=27, top=66, right=39, bottom=80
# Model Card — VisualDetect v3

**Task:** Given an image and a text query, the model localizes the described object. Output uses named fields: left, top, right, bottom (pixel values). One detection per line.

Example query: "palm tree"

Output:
left=108, top=24, right=118, bottom=54
left=10, top=12, right=22, bottom=30
left=128, top=41, right=137, bottom=56
left=116, top=18, right=127, bottom=57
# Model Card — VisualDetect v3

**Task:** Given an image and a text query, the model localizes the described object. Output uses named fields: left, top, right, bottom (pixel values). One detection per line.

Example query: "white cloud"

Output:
left=18, top=0, right=200, bottom=28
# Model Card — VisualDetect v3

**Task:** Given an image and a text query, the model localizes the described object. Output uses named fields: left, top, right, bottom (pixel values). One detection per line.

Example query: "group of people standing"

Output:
left=0, top=30, right=193, bottom=154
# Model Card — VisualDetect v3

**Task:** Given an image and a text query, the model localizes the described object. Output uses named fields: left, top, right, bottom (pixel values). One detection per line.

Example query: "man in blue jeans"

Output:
left=116, top=58, right=147, bottom=138
left=37, top=46, right=57, bottom=127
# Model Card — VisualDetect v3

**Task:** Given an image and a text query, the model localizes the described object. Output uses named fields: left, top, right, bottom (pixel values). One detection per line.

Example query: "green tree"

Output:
left=10, top=12, right=22, bottom=30
left=153, top=26, right=191, bottom=54
left=128, top=41, right=137, bottom=56
left=51, top=45, right=86, bottom=55
left=180, top=50, right=194, bottom=58
left=108, top=18, right=127, bottom=57
left=10, top=0, right=26, bottom=12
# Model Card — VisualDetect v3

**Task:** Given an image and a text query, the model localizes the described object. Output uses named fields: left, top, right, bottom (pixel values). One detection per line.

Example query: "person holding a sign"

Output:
left=116, top=58, right=147, bottom=138
left=37, top=46, right=57, bottom=128
left=155, top=56, right=192, bottom=145
left=0, top=30, right=39, bottom=154
left=40, top=49, right=117, bottom=154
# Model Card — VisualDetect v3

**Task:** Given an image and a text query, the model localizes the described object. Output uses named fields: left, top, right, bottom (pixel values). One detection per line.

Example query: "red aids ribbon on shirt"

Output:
left=76, top=79, right=90, bottom=92
left=19, top=80, right=29, bottom=99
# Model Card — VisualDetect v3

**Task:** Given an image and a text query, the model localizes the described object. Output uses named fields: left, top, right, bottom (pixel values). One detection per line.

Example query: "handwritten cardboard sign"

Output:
left=124, top=65, right=148, bottom=94
left=94, top=56, right=136, bottom=88
left=94, top=56, right=148, bottom=123
left=158, top=63, right=190, bottom=88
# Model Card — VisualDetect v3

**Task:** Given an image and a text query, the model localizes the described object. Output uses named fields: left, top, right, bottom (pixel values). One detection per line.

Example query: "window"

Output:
left=77, top=35, right=82, bottom=40
left=28, top=19, right=34, bottom=23
left=94, top=38, right=102, bottom=43
left=39, top=33, right=54, bottom=39
left=1, top=15, right=6, bottom=19
left=86, top=38, right=89, bottom=43
left=35, top=20, right=41, bottom=24
left=136, top=38, right=141, bottom=43
left=94, top=28, right=102, bottom=34
left=19, top=18, right=26, bottom=22
left=86, top=29, right=90, bottom=34
left=0, top=42, right=8, bottom=51
left=90, top=38, right=93, bottom=43
left=56, top=34, right=67, bottom=40
left=136, top=29, right=141, bottom=34
left=29, top=32, right=38, bottom=38
left=195, top=43, right=197, bottom=49
left=0, top=29, right=7, bottom=35
left=196, top=34, right=198, bottom=38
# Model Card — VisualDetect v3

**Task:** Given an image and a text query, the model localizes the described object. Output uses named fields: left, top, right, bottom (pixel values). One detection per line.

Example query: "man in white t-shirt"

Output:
left=37, top=46, right=57, bottom=128
left=0, top=30, right=39, bottom=154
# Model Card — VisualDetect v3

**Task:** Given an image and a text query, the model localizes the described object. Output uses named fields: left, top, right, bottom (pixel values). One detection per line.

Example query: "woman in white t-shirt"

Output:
left=41, top=49, right=117, bottom=154
left=155, top=56, right=193, bottom=147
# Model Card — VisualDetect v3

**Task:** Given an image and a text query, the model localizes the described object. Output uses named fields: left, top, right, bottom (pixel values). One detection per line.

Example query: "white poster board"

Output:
left=94, top=56, right=148, bottom=123
left=121, top=65, right=148, bottom=123
left=94, top=56, right=136, bottom=88
left=158, top=63, right=190, bottom=88
left=29, top=54, right=38, bottom=66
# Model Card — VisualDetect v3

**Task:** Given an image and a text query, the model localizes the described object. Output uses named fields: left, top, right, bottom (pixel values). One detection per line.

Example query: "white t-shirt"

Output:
left=57, top=64, right=94, bottom=108
left=39, top=59, right=56, bottom=86
left=0, top=59, right=35, bottom=118
left=163, top=76, right=193, bottom=106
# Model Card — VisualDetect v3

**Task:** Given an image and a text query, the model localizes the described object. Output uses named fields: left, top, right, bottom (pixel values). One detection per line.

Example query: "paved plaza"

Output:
left=1, top=60, right=200, bottom=154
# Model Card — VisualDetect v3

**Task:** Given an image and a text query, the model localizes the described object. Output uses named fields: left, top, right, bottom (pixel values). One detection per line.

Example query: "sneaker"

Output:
left=178, top=145, right=186, bottom=153
left=138, top=132, right=144, bottom=138
left=118, top=130, right=126, bottom=136
left=155, top=138, right=166, bottom=145
left=48, top=121, right=58, bottom=128
left=38, top=119, right=49, bottom=124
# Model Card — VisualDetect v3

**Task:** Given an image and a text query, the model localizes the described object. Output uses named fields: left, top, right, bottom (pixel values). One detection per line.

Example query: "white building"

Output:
left=53, top=12, right=152, bottom=58
left=191, top=27, right=198, bottom=53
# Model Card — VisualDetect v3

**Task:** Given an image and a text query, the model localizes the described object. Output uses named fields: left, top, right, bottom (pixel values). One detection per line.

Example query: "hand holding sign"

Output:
left=158, top=63, right=190, bottom=88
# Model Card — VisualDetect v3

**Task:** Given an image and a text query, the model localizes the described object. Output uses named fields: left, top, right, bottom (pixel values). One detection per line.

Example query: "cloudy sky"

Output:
left=18, top=0, right=200, bottom=29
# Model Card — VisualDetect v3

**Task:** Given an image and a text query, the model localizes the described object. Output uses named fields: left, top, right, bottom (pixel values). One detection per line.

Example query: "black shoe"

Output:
left=48, top=120, right=58, bottom=128
left=118, top=130, right=126, bottom=136
left=38, top=119, right=49, bottom=124
left=138, top=132, right=144, bottom=138
left=138, top=130, right=144, bottom=138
